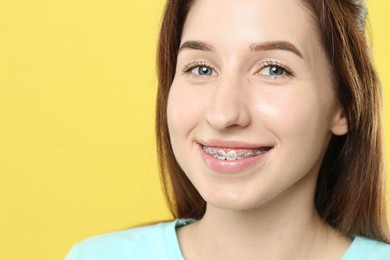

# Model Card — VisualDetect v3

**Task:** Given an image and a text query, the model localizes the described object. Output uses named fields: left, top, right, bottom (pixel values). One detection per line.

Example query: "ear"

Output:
left=330, top=106, right=348, bottom=136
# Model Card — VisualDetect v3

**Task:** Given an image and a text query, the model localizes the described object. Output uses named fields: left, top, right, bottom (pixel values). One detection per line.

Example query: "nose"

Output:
left=206, top=75, right=251, bottom=130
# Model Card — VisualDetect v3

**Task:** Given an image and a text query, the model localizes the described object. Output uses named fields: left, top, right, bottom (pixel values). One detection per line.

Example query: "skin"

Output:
left=167, top=0, right=350, bottom=259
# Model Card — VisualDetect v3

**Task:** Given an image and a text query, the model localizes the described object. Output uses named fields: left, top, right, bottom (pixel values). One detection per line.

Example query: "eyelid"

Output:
left=182, top=60, right=217, bottom=74
left=181, top=60, right=293, bottom=79
left=255, top=60, right=294, bottom=78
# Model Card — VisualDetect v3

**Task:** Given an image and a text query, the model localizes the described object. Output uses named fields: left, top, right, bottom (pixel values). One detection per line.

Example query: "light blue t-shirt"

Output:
left=65, top=219, right=390, bottom=259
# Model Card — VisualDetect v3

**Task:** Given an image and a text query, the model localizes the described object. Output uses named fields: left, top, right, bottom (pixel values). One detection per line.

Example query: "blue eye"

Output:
left=259, top=65, right=287, bottom=77
left=183, top=61, right=217, bottom=77
left=192, top=66, right=213, bottom=76
left=257, top=62, right=293, bottom=78
left=268, top=66, right=284, bottom=76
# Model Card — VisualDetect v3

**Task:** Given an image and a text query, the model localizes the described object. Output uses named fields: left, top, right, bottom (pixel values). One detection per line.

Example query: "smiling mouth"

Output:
left=202, top=146, right=272, bottom=161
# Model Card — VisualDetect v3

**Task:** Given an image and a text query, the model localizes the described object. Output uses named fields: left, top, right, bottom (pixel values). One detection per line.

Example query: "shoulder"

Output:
left=65, top=219, right=194, bottom=260
left=343, top=236, right=390, bottom=260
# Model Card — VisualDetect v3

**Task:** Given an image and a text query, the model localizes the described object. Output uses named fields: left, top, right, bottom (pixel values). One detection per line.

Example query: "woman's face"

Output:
left=167, top=0, right=347, bottom=211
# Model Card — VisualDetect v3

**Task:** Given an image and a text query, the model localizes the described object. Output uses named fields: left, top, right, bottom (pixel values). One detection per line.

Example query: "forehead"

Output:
left=181, top=0, right=319, bottom=54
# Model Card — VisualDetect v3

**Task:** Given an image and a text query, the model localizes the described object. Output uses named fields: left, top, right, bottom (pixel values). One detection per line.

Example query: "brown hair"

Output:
left=155, top=0, right=389, bottom=242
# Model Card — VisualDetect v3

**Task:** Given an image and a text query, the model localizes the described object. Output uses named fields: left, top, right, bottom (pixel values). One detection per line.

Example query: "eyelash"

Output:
left=256, top=61, right=294, bottom=78
left=182, top=60, right=294, bottom=78
left=182, top=61, right=216, bottom=75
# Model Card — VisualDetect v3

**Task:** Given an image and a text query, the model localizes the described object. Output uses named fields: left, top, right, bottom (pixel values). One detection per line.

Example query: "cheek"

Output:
left=167, top=80, right=204, bottom=141
left=254, top=90, right=332, bottom=145
left=166, top=80, right=208, bottom=177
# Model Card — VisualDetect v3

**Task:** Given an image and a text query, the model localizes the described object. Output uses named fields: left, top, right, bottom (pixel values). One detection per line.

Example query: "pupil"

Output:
left=199, top=66, right=211, bottom=75
left=270, top=66, right=283, bottom=75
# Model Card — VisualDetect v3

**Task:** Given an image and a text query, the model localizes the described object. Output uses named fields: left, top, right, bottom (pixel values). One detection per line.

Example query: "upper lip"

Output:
left=197, top=139, right=274, bottom=149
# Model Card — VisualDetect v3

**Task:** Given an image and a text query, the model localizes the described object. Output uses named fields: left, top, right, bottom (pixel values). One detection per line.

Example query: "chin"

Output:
left=202, top=189, right=272, bottom=212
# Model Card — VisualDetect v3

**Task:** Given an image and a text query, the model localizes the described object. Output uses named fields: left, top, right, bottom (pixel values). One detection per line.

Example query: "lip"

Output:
left=198, top=139, right=272, bottom=150
left=198, top=140, right=273, bottom=174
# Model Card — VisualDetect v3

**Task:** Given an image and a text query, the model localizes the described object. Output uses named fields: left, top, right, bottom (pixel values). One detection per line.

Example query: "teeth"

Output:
left=246, top=151, right=254, bottom=157
left=255, top=150, right=265, bottom=155
left=226, top=150, right=237, bottom=160
left=237, top=152, right=245, bottom=159
left=203, top=146, right=270, bottom=160
left=216, top=150, right=226, bottom=160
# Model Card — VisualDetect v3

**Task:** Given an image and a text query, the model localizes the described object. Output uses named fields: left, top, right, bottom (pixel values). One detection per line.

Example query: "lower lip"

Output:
left=199, top=145, right=271, bottom=174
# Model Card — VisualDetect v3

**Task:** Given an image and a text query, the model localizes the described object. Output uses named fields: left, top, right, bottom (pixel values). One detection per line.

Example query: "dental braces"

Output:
left=203, top=146, right=267, bottom=160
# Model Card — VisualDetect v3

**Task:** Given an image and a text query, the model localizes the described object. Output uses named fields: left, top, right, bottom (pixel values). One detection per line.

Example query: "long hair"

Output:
left=155, top=0, right=389, bottom=242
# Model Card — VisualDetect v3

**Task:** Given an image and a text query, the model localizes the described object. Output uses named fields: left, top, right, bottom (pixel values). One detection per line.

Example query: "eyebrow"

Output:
left=179, top=40, right=214, bottom=52
left=249, top=41, right=303, bottom=58
left=179, top=40, right=303, bottom=59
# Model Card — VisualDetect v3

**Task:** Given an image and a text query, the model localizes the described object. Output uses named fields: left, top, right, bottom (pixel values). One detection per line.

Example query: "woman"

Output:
left=66, top=0, right=390, bottom=259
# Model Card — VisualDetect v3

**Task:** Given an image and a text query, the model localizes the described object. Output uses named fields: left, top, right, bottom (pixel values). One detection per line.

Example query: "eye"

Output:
left=192, top=66, right=214, bottom=76
left=266, top=66, right=284, bottom=76
left=183, top=61, right=217, bottom=77
left=256, top=61, right=293, bottom=79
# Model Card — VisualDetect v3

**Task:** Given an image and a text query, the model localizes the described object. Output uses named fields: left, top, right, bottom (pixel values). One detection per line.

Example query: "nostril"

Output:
left=205, top=81, right=251, bottom=129
left=205, top=106, right=251, bottom=130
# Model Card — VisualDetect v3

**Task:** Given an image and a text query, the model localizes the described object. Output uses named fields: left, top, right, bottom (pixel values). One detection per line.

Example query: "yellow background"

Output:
left=0, top=0, right=388, bottom=259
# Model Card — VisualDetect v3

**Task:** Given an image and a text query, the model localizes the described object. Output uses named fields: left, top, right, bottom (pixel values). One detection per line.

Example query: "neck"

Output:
left=177, top=174, right=351, bottom=259
left=200, top=192, right=326, bottom=258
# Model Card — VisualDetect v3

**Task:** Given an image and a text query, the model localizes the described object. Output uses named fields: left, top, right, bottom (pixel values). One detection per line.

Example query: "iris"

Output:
left=269, top=66, right=284, bottom=76
left=197, top=66, right=212, bottom=75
